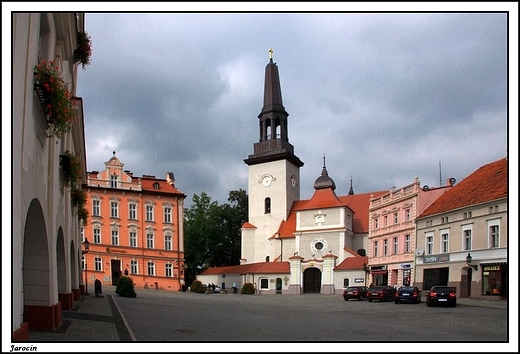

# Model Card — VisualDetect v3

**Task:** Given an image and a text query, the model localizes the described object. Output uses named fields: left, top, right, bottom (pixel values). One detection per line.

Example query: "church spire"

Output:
left=314, top=154, right=336, bottom=190
left=244, top=49, right=303, bottom=168
left=349, top=176, right=355, bottom=195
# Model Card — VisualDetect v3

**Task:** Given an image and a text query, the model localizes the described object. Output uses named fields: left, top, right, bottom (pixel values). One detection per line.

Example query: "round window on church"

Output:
left=311, top=238, right=328, bottom=255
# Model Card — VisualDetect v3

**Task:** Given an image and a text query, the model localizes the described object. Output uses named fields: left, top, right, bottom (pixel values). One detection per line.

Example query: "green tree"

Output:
left=184, top=189, right=248, bottom=285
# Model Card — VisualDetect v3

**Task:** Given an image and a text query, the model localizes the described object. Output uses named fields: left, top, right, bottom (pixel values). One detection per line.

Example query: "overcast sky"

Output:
left=73, top=9, right=513, bottom=208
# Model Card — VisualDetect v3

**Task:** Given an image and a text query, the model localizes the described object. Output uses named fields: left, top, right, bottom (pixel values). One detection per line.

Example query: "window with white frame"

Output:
left=92, top=199, right=100, bottom=216
left=111, top=229, right=119, bottom=246
left=147, top=261, right=155, bottom=276
left=93, top=228, right=101, bottom=244
left=111, top=174, right=118, bottom=188
left=425, top=232, right=434, bottom=255
left=374, top=241, right=378, bottom=257
left=82, top=255, right=85, bottom=270
left=441, top=230, right=449, bottom=253
left=488, top=220, right=500, bottom=248
left=394, top=212, right=399, bottom=224
left=129, top=230, right=137, bottom=247
left=393, top=237, right=398, bottom=254
left=405, top=234, right=411, bottom=253
left=165, top=263, right=173, bottom=277
left=383, top=239, right=388, bottom=255
left=374, top=218, right=379, bottom=229
left=164, top=233, right=172, bottom=250
left=129, top=203, right=137, bottom=220
left=130, top=260, right=138, bottom=274
left=164, top=206, right=172, bottom=223
left=260, top=278, right=269, bottom=290
left=95, top=257, right=102, bottom=271
left=462, top=225, right=472, bottom=250
left=405, top=209, right=411, bottom=221
left=110, top=200, right=119, bottom=218
left=147, top=232, right=154, bottom=249
left=384, top=215, right=388, bottom=226
left=146, top=204, right=154, bottom=222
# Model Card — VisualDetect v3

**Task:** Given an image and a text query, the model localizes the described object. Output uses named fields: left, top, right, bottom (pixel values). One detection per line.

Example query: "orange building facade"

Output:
left=82, top=152, right=186, bottom=292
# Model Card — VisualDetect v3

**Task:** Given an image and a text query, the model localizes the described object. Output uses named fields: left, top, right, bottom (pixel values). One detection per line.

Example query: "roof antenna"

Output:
left=439, top=161, right=442, bottom=187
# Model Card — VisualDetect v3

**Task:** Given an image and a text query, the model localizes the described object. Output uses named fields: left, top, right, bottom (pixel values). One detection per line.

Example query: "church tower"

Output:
left=242, top=49, right=304, bottom=263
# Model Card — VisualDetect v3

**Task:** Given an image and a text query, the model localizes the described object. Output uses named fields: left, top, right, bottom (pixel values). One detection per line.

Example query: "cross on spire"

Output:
left=268, top=48, right=273, bottom=60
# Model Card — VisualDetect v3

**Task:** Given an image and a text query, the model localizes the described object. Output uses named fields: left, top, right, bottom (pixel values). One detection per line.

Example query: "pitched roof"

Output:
left=199, top=261, right=290, bottom=275
left=418, top=157, right=508, bottom=218
left=275, top=190, right=387, bottom=238
left=335, top=255, right=369, bottom=271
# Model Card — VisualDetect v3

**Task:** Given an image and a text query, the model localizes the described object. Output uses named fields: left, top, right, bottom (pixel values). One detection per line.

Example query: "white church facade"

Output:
left=197, top=52, right=390, bottom=294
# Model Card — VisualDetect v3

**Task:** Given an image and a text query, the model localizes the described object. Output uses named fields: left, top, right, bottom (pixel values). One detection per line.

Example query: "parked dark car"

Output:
left=343, top=286, right=368, bottom=301
left=395, top=286, right=422, bottom=304
left=426, top=286, right=456, bottom=307
left=367, top=285, right=396, bottom=302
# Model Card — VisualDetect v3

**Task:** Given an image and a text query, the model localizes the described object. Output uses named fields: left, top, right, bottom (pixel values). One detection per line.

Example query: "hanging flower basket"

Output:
left=34, top=60, right=74, bottom=138
left=77, top=206, right=89, bottom=226
left=71, top=187, right=87, bottom=208
left=74, top=31, right=92, bottom=70
left=60, top=150, right=82, bottom=187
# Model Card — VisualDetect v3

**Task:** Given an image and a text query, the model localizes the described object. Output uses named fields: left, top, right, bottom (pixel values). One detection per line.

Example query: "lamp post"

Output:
left=82, top=238, right=90, bottom=295
left=363, top=263, right=370, bottom=285
left=466, top=253, right=478, bottom=271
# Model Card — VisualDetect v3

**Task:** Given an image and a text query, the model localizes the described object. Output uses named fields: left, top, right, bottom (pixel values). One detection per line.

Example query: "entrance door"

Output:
left=460, top=268, right=470, bottom=297
left=276, top=278, right=282, bottom=294
left=303, top=268, right=321, bottom=293
left=111, top=259, right=121, bottom=285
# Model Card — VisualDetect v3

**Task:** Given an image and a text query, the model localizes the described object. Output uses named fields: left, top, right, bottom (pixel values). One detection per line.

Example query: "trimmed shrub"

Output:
left=115, top=276, right=136, bottom=298
left=241, top=282, right=255, bottom=294
left=190, top=280, right=205, bottom=293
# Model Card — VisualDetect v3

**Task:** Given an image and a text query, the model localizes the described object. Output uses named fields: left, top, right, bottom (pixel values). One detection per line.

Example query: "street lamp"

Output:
left=466, top=253, right=478, bottom=271
left=82, top=238, right=90, bottom=295
left=363, top=263, right=370, bottom=285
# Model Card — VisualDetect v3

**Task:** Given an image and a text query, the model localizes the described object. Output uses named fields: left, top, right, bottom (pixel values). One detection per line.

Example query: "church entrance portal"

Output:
left=303, top=268, right=321, bottom=293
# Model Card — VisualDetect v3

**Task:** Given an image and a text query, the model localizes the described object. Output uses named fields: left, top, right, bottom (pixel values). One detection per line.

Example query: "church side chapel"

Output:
left=197, top=50, right=386, bottom=294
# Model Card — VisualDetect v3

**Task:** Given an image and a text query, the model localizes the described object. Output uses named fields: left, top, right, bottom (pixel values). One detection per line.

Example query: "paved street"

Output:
left=114, top=288, right=508, bottom=343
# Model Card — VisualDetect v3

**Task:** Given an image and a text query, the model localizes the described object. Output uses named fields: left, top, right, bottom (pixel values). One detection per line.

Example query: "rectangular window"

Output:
left=426, top=234, right=434, bottom=255
left=490, top=225, right=499, bottom=248
left=111, top=230, right=119, bottom=246
left=129, top=204, right=137, bottom=220
left=374, top=241, right=378, bottom=257
left=110, top=201, right=118, bottom=218
left=147, top=233, right=154, bottom=249
left=92, top=200, right=100, bottom=216
left=374, top=218, right=379, bottom=229
left=164, top=206, right=172, bottom=223
left=146, top=205, right=154, bottom=221
left=164, top=234, right=172, bottom=250
left=260, top=278, right=269, bottom=290
left=93, top=228, right=101, bottom=244
left=129, top=231, right=137, bottom=247
left=394, top=212, right=399, bottom=224
left=383, top=239, right=388, bottom=255
left=393, top=237, right=398, bottom=254
left=405, top=234, right=411, bottom=253
left=384, top=215, right=388, bottom=226
left=165, top=263, right=173, bottom=277
left=405, top=209, right=411, bottom=221
left=130, top=260, right=138, bottom=275
left=147, top=261, right=155, bottom=276
left=82, top=255, right=85, bottom=270
left=464, top=229, right=472, bottom=250
left=95, top=257, right=102, bottom=271
left=111, top=175, right=118, bottom=188
left=442, top=233, right=449, bottom=253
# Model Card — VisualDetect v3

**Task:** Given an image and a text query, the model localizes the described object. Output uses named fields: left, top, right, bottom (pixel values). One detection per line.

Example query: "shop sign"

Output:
left=354, top=278, right=365, bottom=283
left=400, top=263, right=412, bottom=269
left=483, top=265, right=500, bottom=271
left=423, top=254, right=450, bottom=263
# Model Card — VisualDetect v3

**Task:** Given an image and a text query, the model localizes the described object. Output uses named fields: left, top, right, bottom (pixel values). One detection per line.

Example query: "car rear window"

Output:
left=432, top=287, right=453, bottom=292
left=369, top=287, right=382, bottom=290
left=399, top=287, right=415, bottom=291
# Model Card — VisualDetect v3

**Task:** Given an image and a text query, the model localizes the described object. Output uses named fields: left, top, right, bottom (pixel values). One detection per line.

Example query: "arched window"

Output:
left=265, top=197, right=271, bottom=214
left=343, top=278, right=350, bottom=288
left=266, top=256, right=270, bottom=262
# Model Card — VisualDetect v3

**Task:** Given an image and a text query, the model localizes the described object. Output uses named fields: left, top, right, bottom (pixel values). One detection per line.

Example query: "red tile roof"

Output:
left=418, top=157, right=508, bottom=218
left=199, top=261, right=290, bottom=275
left=335, top=255, right=369, bottom=270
